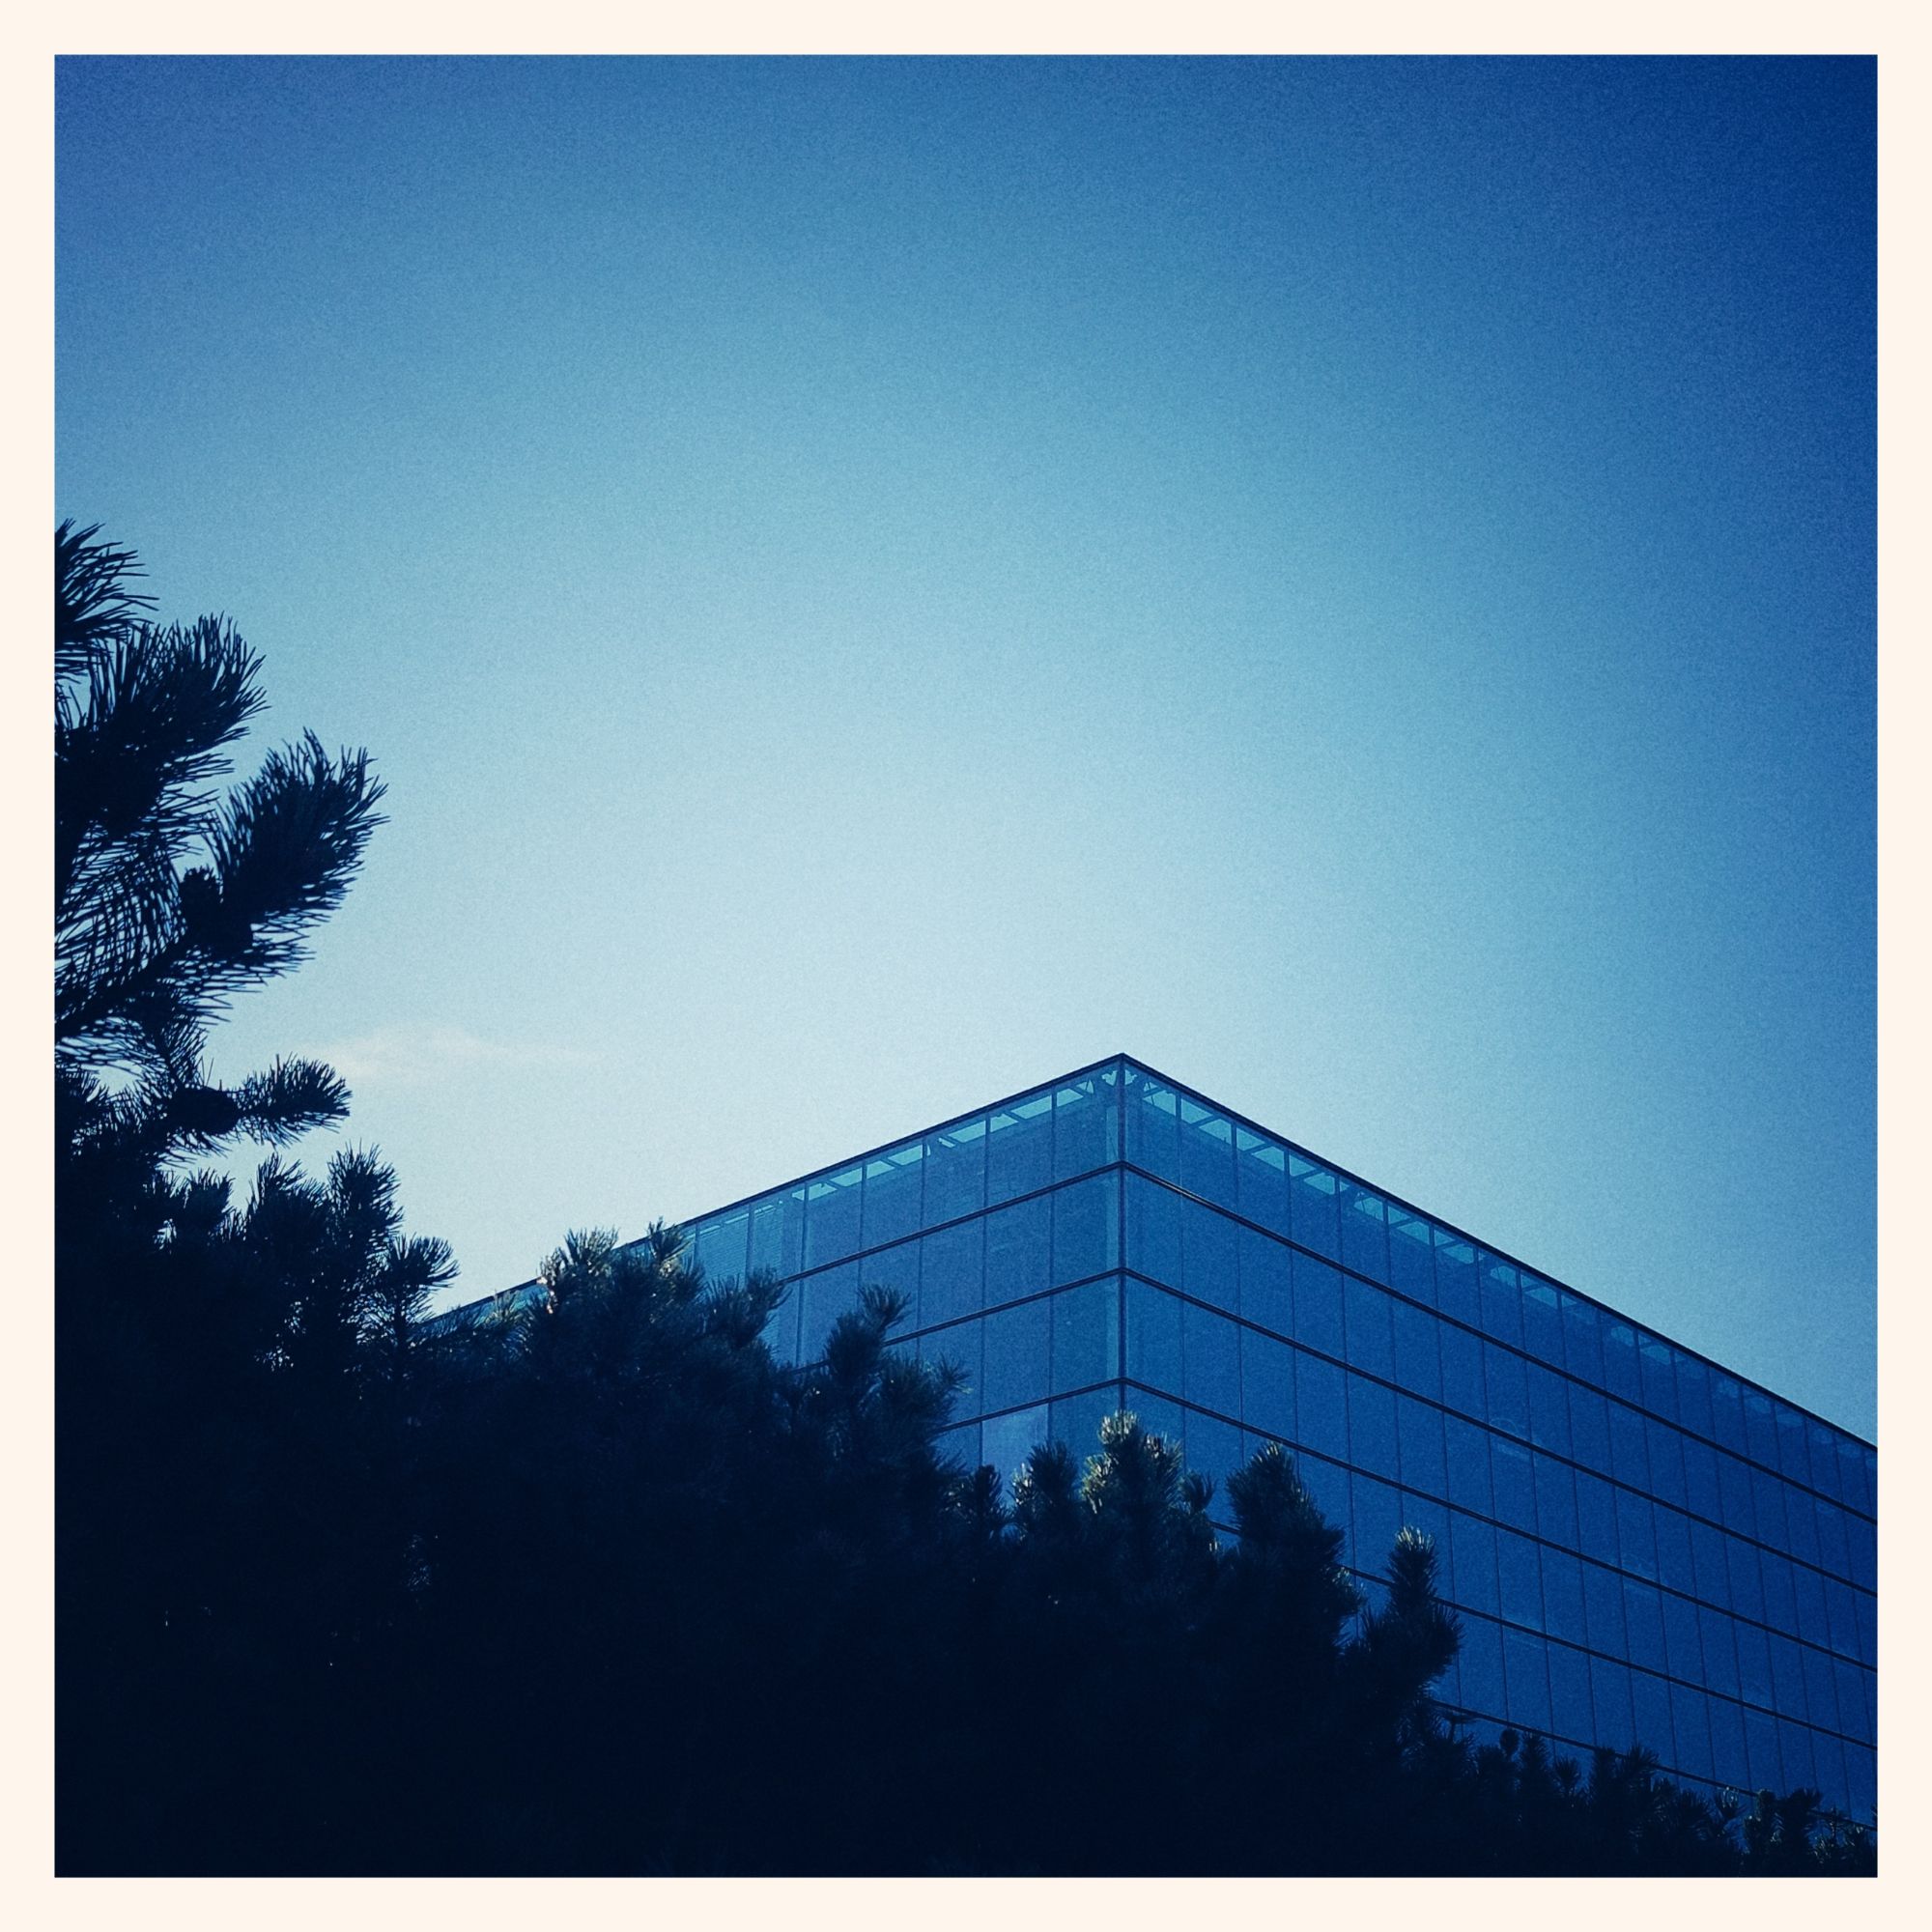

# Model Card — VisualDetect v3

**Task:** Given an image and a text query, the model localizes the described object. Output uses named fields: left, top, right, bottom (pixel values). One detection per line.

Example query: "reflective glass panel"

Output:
left=1051, top=1277, right=1120, bottom=1393
left=986, top=1092, right=1054, bottom=1206
left=1339, top=1179, right=1390, bottom=1284
left=1183, top=1301, right=1242, bottom=1419
left=1178, top=1095, right=1237, bottom=1208
left=1052, top=1171, right=1119, bottom=1285
left=804, top=1165, right=865, bottom=1268
left=1434, top=1233, right=1480, bottom=1325
left=1053, top=1069, right=1120, bottom=1179
left=862, top=1143, right=924, bottom=1251
left=1292, top=1250, right=1346, bottom=1359
left=922, top=1117, right=986, bottom=1227
left=1125, top=1279, right=1182, bottom=1391
left=1235, top=1125, right=1290, bottom=1235
left=1237, top=1226, right=1293, bottom=1333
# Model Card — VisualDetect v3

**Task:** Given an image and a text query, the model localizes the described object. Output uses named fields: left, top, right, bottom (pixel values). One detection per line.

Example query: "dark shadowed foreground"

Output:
left=54, top=526, right=1873, bottom=1876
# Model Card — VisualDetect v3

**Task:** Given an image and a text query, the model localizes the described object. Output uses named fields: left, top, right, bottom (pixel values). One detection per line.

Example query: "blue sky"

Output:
left=56, top=56, right=1875, bottom=1436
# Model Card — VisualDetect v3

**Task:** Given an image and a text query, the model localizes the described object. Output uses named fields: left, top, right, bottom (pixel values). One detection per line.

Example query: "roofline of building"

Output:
left=448, top=1048, right=1876, bottom=1454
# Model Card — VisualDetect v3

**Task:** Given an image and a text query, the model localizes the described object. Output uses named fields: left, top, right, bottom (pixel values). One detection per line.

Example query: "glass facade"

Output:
left=481, top=1055, right=1880, bottom=1824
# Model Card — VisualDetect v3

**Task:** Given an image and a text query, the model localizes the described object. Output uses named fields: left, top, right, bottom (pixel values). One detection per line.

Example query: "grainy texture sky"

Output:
left=57, top=55, right=1875, bottom=1436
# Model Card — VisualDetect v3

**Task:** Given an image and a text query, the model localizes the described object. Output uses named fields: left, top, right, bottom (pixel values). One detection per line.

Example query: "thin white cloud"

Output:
left=310, top=1025, right=596, bottom=1091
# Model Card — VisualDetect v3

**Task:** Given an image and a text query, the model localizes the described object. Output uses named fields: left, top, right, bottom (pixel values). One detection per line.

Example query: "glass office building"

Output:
left=463, top=1054, right=1879, bottom=1825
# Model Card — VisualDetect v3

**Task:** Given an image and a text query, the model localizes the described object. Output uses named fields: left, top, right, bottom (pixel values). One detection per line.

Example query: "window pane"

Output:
left=1533, top=1453, right=1578, bottom=1548
left=1180, top=1199, right=1239, bottom=1311
left=696, top=1208, right=750, bottom=1284
left=986, top=1092, right=1054, bottom=1206
left=1339, top=1179, right=1390, bottom=1284
left=1052, top=1384, right=1122, bottom=1460
left=1397, top=1394, right=1447, bottom=1499
left=1491, top=1436, right=1537, bottom=1533
left=1352, top=1470, right=1404, bottom=1578
left=1674, top=1352, right=1715, bottom=1441
left=982, top=1402, right=1050, bottom=1492
left=1574, top=1470, right=1619, bottom=1567
left=1052, top=1172, right=1119, bottom=1285
left=1293, top=1349, right=1350, bottom=1462
left=1275, top=1452, right=1342, bottom=1566
left=1591, top=1654, right=1635, bottom=1750
left=1527, top=1363, right=1573, bottom=1457
left=1051, top=1277, right=1119, bottom=1394
left=1503, top=1630, right=1552, bottom=1735
left=922, top=1317, right=980, bottom=1412
left=1178, top=1095, right=1236, bottom=1208
left=1743, top=1388, right=1779, bottom=1469
left=1728, top=1539, right=1768, bottom=1627
left=1438, top=1321, right=1485, bottom=1419
left=1188, top=1408, right=1245, bottom=1495
left=1445, top=1414, right=1493, bottom=1516
left=1744, top=1706, right=1784, bottom=1792
left=1497, top=1528, right=1544, bottom=1630
left=923, top=1117, right=986, bottom=1227
left=862, top=1143, right=924, bottom=1251
left=1609, top=1402, right=1651, bottom=1490
left=1662, top=1591, right=1704, bottom=1683
left=1235, top=1125, right=1290, bottom=1235
left=1581, top=1558, right=1626, bottom=1654
left=1639, top=1335, right=1680, bottom=1423
left=1240, top=1326, right=1295, bottom=1440
left=921, top=1219, right=985, bottom=1328
left=1548, top=1641, right=1595, bottom=1747
left=1706, top=1691, right=1748, bottom=1792
left=1690, top=1519, right=1731, bottom=1609
left=1346, top=1373, right=1399, bottom=1479
left=749, top=1187, right=806, bottom=1279
left=1569, top=1382, right=1611, bottom=1474
left=984, top=1193, right=1051, bottom=1309
left=1460, top=1614, right=1505, bottom=1719
left=1560, top=1292, right=1605, bottom=1384
left=1478, top=1254, right=1524, bottom=1348
left=1484, top=1343, right=1529, bottom=1440
left=1434, top=1233, right=1479, bottom=1325
left=1669, top=1684, right=1713, bottom=1781
left=1289, top=1154, right=1341, bottom=1260
left=1124, top=1173, right=1182, bottom=1289
left=1718, top=1453, right=1757, bottom=1540
left=1237, top=1226, right=1293, bottom=1334
left=1682, top=1434, right=1721, bottom=1523
left=1183, top=1302, right=1242, bottom=1419
left=1646, top=1420, right=1688, bottom=1512
left=1521, top=1275, right=1565, bottom=1366
left=857, top=1237, right=919, bottom=1312
left=1699, top=1606, right=1741, bottom=1701
left=1123, top=1067, right=1180, bottom=1182
left=1708, top=1373, right=1747, bottom=1456
left=1616, top=1489, right=1658, bottom=1580
left=982, top=1296, right=1051, bottom=1413
left=800, top=1261, right=861, bottom=1362
left=1054, top=1068, right=1120, bottom=1179
left=804, top=1165, right=864, bottom=1268
left=1343, top=1278, right=1395, bottom=1381
left=1542, top=1548, right=1586, bottom=1645
left=1450, top=1511, right=1499, bottom=1615
left=1386, top=1206, right=1437, bottom=1304
left=1602, top=1321, right=1642, bottom=1406
left=1622, top=1578, right=1666, bottom=1672
left=762, top=1283, right=800, bottom=1366
left=1125, top=1279, right=1182, bottom=1392
left=1391, top=1299, right=1443, bottom=1401
left=1292, top=1250, right=1346, bottom=1358
left=1773, top=1402, right=1812, bottom=1490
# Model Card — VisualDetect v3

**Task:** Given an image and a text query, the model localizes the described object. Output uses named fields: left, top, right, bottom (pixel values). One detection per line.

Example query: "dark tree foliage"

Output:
left=54, top=526, right=1874, bottom=1877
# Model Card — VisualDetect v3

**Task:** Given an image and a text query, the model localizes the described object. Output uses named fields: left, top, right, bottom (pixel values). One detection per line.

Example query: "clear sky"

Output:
left=56, top=56, right=1876, bottom=1438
